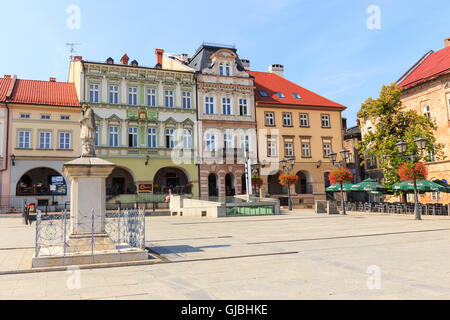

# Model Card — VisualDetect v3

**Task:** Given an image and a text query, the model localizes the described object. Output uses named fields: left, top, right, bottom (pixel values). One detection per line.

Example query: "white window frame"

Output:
left=18, top=130, right=31, bottom=149
left=183, top=129, right=192, bottom=149
left=283, top=113, right=292, bottom=126
left=205, top=97, right=215, bottom=114
left=166, top=129, right=174, bottom=148
left=223, top=134, right=234, bottom=149
left=39, top=131, right=52, bottom=150
left=165, top=90, right=174, bottom=108
left=182, top=91, right=191, bottom=109
left=109, top=85, right=119, bottom=104
left=265, top=112, right=275, bottom=126
left=128, top=87, right=138, bottom=105
left=321, top=114, right=331, bottom=128
left=239, top=99, right=248, bottom=116
left=222, top=97, right=232, bottom=115
left=206, top=133, right=217, bottom=152
left=128, top=127, right=138, bottom=148
left=109, top=126, right=119, bottom=147
left=20, top=113, right=30, bottom=119
left=267, top=137, right=278, bottom=157
left=300, top=113, right=309, bottom=127
left=60, top=115, right=70, bottom=121
left=147, top=89, right=156, bottom=107
left=58, top=132, right=71, bottom=150
left=301, top=139, right=311, bottom=158
left=89, top=84, right=100, bottom=103
left=147, top=128, right=157, bottom=148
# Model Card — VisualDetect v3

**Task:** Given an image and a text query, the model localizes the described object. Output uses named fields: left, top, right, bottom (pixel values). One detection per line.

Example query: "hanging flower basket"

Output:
left=278, top=173, right=299, bottom=186
left=329, top=168, right=354, bottom=185
left=398, top=162, right=428, bottom=181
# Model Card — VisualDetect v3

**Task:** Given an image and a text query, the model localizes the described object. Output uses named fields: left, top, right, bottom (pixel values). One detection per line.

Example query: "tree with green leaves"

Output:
left=358, top=83, right=445, bottom=189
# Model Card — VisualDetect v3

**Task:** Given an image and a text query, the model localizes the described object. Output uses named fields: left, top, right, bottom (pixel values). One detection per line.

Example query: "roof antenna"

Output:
left=66, top=42, right=81, bottom=61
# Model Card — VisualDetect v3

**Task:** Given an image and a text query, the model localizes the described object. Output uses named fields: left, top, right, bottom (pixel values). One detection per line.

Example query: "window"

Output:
left=283, top=113, right=292, bottom=126
left=39, top=131, right=51, bottom=149
left=206, top=133, right=216, bottom=152
left=41, top=115, right=51, bottom=120
left=348, top=153, right=353, bottom=163
left=59, top=132, right=71, bottom=150
left=292, top=93, right=302, bottom=100
left=323, top=139, right=332, bottom=158
left=183, top=129, right=192, bottom=149
left=165, top=90, right=174, bottom=108
left=128, top=87, right=138, bottom=105
left=109, top=126, right=119, bottom=147
left=165, top=129, right=174, bottom=148
left=147, top=128, right=157, bottom=148
left=128, top=127, right=138, bottom=147
left=220, top=63, right=231, bottom=76
left=265, top=112, right=275, bottom=126
left=95, top=126, right=99, bottom=146
left=321, top=114, right=331, bottom=128
left=240, top=135, right=250, bottom=153
left=61, top=115, right=70, bottom=120
left=431, top=192, right=441, bottom=201
left=89, top=84, right=99, bottom=103
left=259, top=91, right=268, bottom=97
left=205, top=97, right=215, bottom=114
left=223, top=134, right=234, bottom=149
left=301, top=138, right=311, bottom=158
left=239, top=99, right=248, bottom=116
left=368, top=155, right=377, bottom=167
left=267, top=136, right=278, bottom=157
left=18, top=131, right=31, bottom=149
left=20, top=114, right=30, bottom=119
left=109, top=86, right=119, bottom=104
left=423, top=105, right=431, bottom=119
left=182, top=91, right=191, bottom=109
left=300, top=113, right=309, bottom=127
left=222, top=98, right=232, bottom=115
left=284, top=138, right=294, bottom=157
left=147, top=89, right=156, bottom=107
left=276, top=92, right=285, bottom=98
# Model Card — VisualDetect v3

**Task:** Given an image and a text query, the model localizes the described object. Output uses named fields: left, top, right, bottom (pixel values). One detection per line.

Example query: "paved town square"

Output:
left=1, top=210, right=449, bottom=300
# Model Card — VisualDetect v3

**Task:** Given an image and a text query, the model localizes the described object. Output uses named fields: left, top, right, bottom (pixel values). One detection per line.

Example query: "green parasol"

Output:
left=350, top=178, right=386, bottom=192
left=431, top=179, right=450, bottom=193
left=392, top=180, right=448, bottom=193
left=326, top=183, right=353, bottom=192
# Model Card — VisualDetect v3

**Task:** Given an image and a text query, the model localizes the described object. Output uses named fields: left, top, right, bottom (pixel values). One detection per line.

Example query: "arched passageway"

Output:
left=153, top=167, right=190, bottom=194
left=16, top=167, right=67, bottom=196
left=106, top=167, right=136, bottom=196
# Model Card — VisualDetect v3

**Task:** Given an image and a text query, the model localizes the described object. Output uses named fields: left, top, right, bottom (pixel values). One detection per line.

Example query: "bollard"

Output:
left=35, top=209, right=41, bottom=257
left=91, top=209, right=95, bottom=254
left=63, top=209, right=67, bottom=256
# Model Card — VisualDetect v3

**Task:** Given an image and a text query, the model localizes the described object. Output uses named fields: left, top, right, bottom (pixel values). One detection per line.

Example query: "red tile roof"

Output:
left=397, top=46, right=450, bottom=89
left=0, top=77, right=80, bottom=107
left=248, top=71, right=346, bottom=109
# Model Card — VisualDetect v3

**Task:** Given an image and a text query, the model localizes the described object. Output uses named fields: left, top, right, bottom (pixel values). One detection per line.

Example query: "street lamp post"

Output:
left=280, top=157, right=295, bottom=211
left=395, top=136, right=428, bottom=221
left=328, top=149, right=350, bottom=215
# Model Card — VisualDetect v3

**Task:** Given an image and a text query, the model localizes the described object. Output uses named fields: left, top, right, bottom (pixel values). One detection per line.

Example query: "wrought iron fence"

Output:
left=35, top=208, right=146, bottom=258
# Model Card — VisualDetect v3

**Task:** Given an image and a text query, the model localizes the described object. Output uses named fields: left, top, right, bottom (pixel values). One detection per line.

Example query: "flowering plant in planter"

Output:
left=278, top=173, right=299, bottom=186
left=398, top=162, right=428, bottom=181
left=328, top=168, right=354, bottom=185
left=251, top=176, right=263, bottom=187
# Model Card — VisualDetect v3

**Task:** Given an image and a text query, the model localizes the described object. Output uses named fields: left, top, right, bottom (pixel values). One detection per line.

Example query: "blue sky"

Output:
left=0, top=0, right=449, bottom=126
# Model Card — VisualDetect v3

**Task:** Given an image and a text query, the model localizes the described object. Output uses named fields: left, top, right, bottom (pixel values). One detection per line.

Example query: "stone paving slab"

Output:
left=0, top=210, right=450, bottom=299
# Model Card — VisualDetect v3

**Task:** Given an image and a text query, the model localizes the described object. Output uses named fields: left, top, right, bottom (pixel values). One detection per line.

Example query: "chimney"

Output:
left=241, top=59, right=250, bottom=71
left=155, top=49, right=164, bottom=69
left=106, top=57, right=114, bottom=64
left=445, top=37, right=450, bottom=48
left=120, top=54, right=129, bottom=65
left=269, top=64, right=284, bottom=77
left=4, top=75, right=11, bottom=79
left=49, top=77, right=56, bottom=82
left=74, top=56, right=82, bottom=61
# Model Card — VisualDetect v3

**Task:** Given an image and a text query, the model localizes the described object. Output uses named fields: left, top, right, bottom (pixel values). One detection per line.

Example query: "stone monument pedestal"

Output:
left=32, top=157, right=148, bottom=268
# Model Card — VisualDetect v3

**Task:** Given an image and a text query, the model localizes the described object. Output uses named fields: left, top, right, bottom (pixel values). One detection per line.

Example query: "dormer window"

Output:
left=276, top=92, right=285, bottom=98
left=292, top=93, right=302, bottom=100
left=259, top=91, right=268, bottom=97
left=219, top=62, right=231, bottom=76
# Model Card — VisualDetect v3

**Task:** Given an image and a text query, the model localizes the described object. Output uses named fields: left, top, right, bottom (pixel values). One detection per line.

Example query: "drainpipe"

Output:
left=194, top=72, right=201, bottom=198
left=0, top=103, right=10, bottom=172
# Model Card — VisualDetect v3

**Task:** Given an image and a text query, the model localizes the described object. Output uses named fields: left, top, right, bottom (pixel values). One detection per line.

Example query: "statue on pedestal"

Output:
left=80, top=105, right=96, bottom=157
